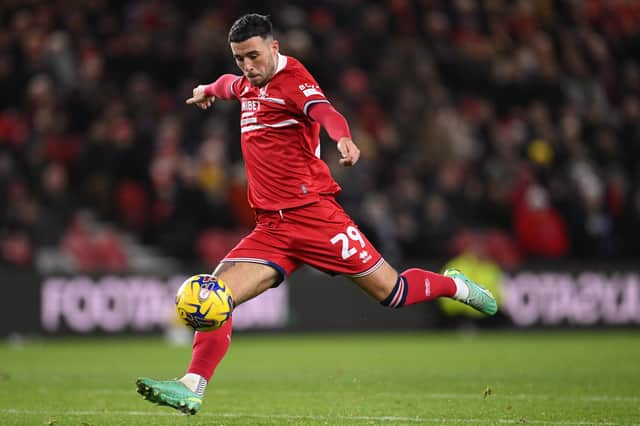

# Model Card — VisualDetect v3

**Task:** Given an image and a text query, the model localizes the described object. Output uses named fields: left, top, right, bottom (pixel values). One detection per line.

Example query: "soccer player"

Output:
left=136, top=13, right=497, bottom=415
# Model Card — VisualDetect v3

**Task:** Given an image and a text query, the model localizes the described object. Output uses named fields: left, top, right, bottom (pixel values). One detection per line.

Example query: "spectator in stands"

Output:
left=0, top=1, right=639, bottom=271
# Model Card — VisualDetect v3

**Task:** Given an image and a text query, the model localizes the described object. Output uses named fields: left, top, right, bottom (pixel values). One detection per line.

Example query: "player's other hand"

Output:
left=186, top=85, right=215, bottom=109
left=337, top=137, right=360, bottom=167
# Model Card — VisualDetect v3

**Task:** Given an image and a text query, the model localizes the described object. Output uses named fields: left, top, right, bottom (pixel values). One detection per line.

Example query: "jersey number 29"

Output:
left=330, top=226, right=365, bottom=260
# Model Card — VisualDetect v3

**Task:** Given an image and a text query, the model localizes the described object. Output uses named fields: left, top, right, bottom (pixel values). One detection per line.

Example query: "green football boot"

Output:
left=443, top=268, right=498, bottom=316
left=136, top=377, right=202, bottom=415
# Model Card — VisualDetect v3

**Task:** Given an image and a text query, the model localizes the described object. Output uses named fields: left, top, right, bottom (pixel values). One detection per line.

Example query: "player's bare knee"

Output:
left=212, top=261, right=280, bottom=305
left=350, top=261, right=399, bottom=304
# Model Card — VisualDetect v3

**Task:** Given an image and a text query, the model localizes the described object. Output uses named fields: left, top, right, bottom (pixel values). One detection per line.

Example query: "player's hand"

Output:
left=337, top=137, right=360, bottom=167
left=185, top=85, right=215, bottom=109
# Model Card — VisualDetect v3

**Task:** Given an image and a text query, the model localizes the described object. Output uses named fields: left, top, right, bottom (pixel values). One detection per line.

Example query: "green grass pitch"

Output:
left=1, top=331, right=639, bottom=425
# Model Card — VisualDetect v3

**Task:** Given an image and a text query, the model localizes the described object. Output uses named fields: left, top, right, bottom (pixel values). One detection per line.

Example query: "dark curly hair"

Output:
left=228, top=13, right=273, bottom=43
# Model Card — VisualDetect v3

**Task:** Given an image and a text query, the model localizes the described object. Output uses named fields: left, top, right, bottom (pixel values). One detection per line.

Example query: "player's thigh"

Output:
left=349, top=261, right=399, bottom=301
left=290, top=197, right=383, bottom=275
left=212, top=261, right=281, bottom=306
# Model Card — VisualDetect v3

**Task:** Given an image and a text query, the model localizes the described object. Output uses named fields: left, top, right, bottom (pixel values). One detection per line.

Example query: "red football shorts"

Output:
left=222, top=196, right=384, bottom=283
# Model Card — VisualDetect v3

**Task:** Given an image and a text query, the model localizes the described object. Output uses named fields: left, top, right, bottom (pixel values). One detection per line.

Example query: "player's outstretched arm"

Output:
left=185, top=74, right=239, bottom=109
left=186, top=85, right=215, bottom=109
left=337, top=137, right=360, bottom=167
left=308, top=102, right=360, bottom=167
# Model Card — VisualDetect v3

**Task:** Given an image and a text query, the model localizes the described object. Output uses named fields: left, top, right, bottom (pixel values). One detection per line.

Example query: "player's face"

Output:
left=230, top=36, right=279, bottom=87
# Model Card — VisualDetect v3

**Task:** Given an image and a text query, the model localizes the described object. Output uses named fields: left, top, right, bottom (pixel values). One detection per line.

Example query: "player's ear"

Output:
left=271, top=39, right=279, bottom=54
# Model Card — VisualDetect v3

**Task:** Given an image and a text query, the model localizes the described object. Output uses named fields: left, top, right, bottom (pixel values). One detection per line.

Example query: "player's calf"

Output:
left=380, top=268, right=497, bottom=315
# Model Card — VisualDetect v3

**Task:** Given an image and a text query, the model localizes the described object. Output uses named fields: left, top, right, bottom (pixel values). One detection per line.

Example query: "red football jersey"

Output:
left=229, top=54, right=342, bottom=211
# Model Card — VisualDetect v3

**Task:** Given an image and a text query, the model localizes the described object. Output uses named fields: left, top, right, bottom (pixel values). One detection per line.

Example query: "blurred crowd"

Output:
left=1, top=0, right=640, bottom=272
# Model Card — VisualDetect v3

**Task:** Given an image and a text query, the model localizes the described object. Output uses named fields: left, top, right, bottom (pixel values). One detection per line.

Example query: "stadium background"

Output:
left=2, top=2, right=640, bottom=425
left=1, top=0, right=640, bottom=334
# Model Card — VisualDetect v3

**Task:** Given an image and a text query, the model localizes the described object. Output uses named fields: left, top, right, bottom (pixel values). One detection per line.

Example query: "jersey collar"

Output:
left=275, top=53, right=288, bottom=75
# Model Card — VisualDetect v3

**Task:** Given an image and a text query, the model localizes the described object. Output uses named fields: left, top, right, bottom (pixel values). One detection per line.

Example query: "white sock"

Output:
left=180, top=373, right=207, bottom=397
left=452, top=277, right=469, bottom=301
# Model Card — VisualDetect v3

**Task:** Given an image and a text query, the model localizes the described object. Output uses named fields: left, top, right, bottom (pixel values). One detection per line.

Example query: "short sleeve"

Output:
left=285, top=70, right=331, bottom=116
left=230, top=76, right=244, bottom=99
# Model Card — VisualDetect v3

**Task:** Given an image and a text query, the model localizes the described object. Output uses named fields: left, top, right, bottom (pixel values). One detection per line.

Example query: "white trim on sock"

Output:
left=180, top=373, right=207, bottom=396
left=452, top=277, right=469, bottom=301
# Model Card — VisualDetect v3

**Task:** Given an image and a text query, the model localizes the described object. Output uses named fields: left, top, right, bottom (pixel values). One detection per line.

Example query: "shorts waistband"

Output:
left=255, top=204, right=309, bottom=219
left=254, top=196, right=339, bottom=219
left=254, top=199, right=328, bottom=216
